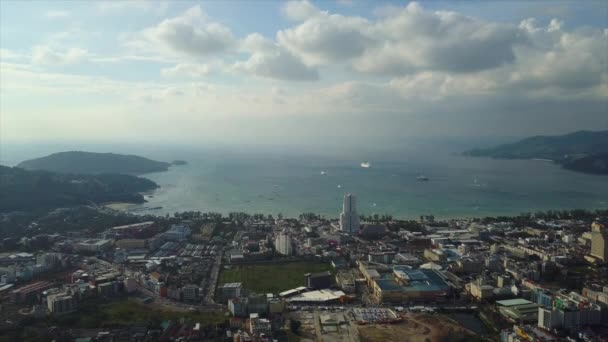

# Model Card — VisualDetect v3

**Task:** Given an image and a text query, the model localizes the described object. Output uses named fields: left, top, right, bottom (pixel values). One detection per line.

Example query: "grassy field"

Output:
left=52, top=299, right=227, bottom=329
left=219, top=261, right=332, bottom=293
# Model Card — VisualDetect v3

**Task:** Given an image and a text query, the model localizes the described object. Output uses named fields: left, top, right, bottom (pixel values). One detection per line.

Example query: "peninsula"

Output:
left=464, top=130, right=608, bottom=175
left=17, top=151, right=172, bottom=175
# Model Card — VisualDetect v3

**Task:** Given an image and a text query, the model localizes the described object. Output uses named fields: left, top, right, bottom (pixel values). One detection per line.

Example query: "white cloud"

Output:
left=31, top=46, right=89, bottom=65
left=277, top=12, right=372, bottom=65
left=233, top=34, right=318, bottom=81
left=45, top=10, right=70, bottom=19
left=140, top=6, right=235, bottom=57
left=97, top=1, right=168, bottom=16
left=161, top=63, right=211, bottom=78
left=282, top=1, right=322, bottom=21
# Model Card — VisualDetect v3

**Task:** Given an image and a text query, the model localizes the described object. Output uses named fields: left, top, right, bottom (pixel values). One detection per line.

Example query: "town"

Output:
left=0, top=194, right=607, bottom=342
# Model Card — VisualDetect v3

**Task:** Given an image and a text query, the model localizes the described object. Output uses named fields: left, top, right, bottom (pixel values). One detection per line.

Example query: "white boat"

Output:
left=360, top=162, right=371, bottom=168
left=320, top=171, right=327, bottom=175
left=416, top=175, right=429, bottom=181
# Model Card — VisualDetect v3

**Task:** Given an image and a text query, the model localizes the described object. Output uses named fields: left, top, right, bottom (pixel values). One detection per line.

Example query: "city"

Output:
left=0, top=194, right=607, bottom=341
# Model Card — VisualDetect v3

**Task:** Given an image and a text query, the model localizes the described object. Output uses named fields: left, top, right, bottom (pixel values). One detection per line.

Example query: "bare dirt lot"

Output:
left=358, top=313, right=473, bottom=342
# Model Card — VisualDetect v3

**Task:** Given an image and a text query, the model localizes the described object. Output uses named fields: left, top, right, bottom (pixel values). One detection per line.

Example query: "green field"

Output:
left=52, top=299, right=227, bottom=329
left=219, top=261, right=332, bottom=293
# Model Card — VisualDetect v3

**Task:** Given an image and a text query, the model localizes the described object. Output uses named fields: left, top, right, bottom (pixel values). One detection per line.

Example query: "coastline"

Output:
left=103, top=202, right=138, bottom=211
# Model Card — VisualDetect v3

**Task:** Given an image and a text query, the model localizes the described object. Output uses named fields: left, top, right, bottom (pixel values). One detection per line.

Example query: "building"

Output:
left=368, top=251, right=396, bottom=264
left=537, top=293, right=602, bottom=333
left=306, top=271, right=332, bottom=289
left=590, top=220, right=607, bottom=262
left=74, top=239, right=112, bottom=253
left=371, top=268, right=451, bottom=303
left=229, top=297, right=248, bottom=317
left=496, top=298, right=539, bottom=323
left=274, top=232, right=292, bottom=256
left=248, top=313, right=271, bottom=337
left=110, top=221, right=155, bottom=233
left=470, top=282, right=494, bottom=301
left=47, top=289, right=77, bottom=314
left=163, top=223, right=191, bottom=241
left=339, top=194, right=360, bottom=234
left=181, top=284, right=199, bottom=302
left=246, top=293, right=268, bottom=315
left=11, top=281, right=55, bottom=304
left=219, top=282, right=242, bottom=301
left=115, top=239, right=147, bottom=250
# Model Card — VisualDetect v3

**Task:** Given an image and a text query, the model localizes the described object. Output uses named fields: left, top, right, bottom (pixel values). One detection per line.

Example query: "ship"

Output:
left=360, top=162, right=371, bottom=168
left=320, top=171, right=327, bottom=175
left=416, top=175, right=429, bottom=181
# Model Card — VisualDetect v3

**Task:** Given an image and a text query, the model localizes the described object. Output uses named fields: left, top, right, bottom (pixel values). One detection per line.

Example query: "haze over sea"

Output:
left=2, top=138, right=607, bottom=219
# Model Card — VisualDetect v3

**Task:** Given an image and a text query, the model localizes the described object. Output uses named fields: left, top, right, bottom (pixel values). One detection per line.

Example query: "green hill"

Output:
left=464, top=130, right=608, bottom=160
left=0, top=166, right=158, bottom=212
left=464, top=130, right=608, bottom=175
left=562, top=153, right=608, bottom=175
left=17, top=151, right=170, bottom=175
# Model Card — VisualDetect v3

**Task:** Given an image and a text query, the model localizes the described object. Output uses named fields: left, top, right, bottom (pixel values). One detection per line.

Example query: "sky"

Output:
left=0, top=0, right=607, bottom=146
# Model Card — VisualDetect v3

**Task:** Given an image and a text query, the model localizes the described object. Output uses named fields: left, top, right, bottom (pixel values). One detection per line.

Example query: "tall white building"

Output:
left=340, top=194, right=360, bottom=234
left=275, top=232, right=292, bottom=256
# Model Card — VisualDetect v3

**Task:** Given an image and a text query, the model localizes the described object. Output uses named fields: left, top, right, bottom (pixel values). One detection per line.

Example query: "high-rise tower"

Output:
left=340, top=193, right=360, bottom=234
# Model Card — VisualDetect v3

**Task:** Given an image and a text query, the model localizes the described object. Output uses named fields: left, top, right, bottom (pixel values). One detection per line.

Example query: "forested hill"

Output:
left=0, top=166, right=158, bottom=212
left=464, top=130, right=608, bottom=160
left=17, top=151, right=171, bottom=175
left=464, top=130, right=608, bottom=175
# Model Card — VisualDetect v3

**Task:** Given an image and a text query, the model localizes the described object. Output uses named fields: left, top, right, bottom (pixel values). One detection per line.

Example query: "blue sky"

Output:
left=0, top=1, right=606, bottom=144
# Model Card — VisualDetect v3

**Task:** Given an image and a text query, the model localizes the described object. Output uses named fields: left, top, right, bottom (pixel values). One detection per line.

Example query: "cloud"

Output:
left=97, top=1, right=168, bottom=16
left=277, top=11, right=372, bottom=65
left=277, top=2, right=527, bottom=73
left=161, top=63, right=211, bottom=78
left=282, top=1, right=322, bottom=21
left=140, top=6, right=235, bottom=57
left=45, top=10, right=70, bottom=19
left=31, top=46, right=89, bottom=65
left=232, top=34, right=318, bottom=81
left=162, top=87, right=184, bottom=98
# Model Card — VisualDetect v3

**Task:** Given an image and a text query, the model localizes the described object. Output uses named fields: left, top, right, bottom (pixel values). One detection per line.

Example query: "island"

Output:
left=464, top=130, right=608, bottom=175
left=17, top=151, right=171, bottom=175
left=0, top=165, right=158, bottom=212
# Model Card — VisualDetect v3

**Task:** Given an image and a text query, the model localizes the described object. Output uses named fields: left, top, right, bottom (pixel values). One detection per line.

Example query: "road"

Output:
left=203, top=249, right=223, bottom=304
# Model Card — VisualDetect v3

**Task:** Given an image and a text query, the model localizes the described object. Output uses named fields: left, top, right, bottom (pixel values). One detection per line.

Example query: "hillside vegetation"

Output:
left=0, top=166, right=158, bottom=212
left=464, top=130, right=608, bottom=175
left=17, top=151, right=170, bottom=175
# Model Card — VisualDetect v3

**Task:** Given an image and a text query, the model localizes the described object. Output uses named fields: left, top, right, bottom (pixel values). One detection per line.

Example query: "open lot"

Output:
left=358, top=313, right=475, bottom=342
left=219, top=261, right=332, bottom=293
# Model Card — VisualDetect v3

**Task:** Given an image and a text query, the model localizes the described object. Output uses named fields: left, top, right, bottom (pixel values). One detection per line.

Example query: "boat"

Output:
left=337, top=185, right=342, bottom=188
left=416, top=175, right=429, bottom=181
left=320, top=171, right=327, bottom=175
left=360, top=162, right=371, bottom=168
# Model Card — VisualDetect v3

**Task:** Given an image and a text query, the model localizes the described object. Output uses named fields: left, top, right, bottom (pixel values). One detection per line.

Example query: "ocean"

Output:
left=2, top=139, right=607, bottom=219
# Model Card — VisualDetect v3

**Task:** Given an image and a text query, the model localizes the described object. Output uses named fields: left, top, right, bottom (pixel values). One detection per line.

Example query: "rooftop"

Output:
left=376, top=269, right=450, bottom=293
left=496, top=298, right=534, bottom=307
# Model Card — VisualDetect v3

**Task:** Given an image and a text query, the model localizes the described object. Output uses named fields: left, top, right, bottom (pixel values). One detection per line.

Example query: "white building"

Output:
left=339, top=194, right=360, bottom=234
left=274, top=232, right=293, bottom=256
